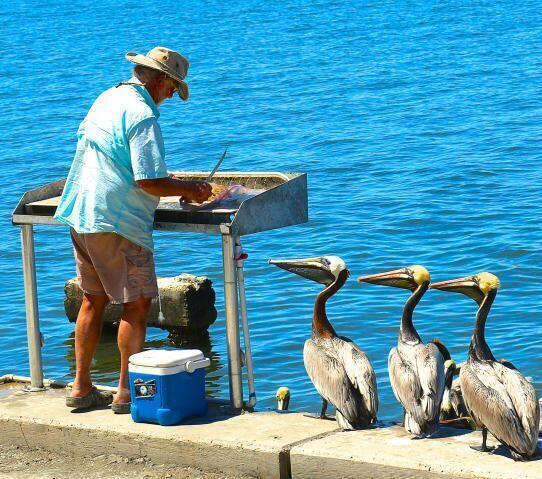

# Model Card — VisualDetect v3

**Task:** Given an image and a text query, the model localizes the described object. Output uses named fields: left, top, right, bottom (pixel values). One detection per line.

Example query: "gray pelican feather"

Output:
left=431, top=273, right=540, bottom=460
left=269, top=256, right=378, bottom=430
left=449, top=377, right=470, bottom=419
left=304, top=336, right=378, bottom=429
left=359, top=265, right=445, bottom=437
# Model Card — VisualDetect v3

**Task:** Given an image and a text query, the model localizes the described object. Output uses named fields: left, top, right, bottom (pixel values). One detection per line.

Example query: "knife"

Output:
left=206, top=145, right=229, bottom=182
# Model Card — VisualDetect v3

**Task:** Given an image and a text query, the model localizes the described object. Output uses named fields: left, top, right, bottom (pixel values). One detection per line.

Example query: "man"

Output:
left=54, top=47, right=212, bottom=413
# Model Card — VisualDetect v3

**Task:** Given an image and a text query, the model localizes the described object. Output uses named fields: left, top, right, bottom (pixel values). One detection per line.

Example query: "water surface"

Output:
left=0, top=0, right=541, bottom=419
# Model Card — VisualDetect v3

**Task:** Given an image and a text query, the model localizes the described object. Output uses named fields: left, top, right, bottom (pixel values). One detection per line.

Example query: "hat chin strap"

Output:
left=116, top=81, right=147, bottom=88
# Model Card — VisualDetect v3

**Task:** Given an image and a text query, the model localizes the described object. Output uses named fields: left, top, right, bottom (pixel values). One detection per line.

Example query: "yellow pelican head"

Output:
left=276, top=386, right=291, bottom=411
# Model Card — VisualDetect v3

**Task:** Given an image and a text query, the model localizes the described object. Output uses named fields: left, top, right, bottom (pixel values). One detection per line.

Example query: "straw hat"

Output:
left=125, top=46, right=190, bottom=101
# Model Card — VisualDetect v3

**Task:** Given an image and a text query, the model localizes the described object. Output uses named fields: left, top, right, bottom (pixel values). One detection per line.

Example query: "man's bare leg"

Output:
left=114, top=295, right=151, bottom=404
left=71, top=293, right=109, bottom=398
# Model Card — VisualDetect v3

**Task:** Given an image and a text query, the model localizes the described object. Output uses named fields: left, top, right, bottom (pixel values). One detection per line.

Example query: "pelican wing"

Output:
left=415, top=342, right=445, bottom=421
left=388, top=347, right=424, bottom=424
left=494, top=362, right=540, bottom=454
left=303, top=339, right=368, bottom=427
left=337, top=336, right=378, bottom=418
left=461, top=361, right=538, bottom=455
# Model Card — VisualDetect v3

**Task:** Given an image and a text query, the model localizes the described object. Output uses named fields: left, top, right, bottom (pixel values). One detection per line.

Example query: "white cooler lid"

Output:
left=129, top=349, right=204, bottom=368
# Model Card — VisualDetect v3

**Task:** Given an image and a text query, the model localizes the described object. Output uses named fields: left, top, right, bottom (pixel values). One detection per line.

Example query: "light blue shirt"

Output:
left=54, top=78, right=168, bottom=251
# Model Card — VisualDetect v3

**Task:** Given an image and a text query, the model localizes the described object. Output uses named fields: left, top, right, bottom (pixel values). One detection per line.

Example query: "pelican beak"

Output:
left=430, top=276, right=485, bottom=305
left=357, top=268, right=417, bottom=291
left=430, top=276, right=476, bottom=291
left=269, top=257, right=336, bottom=286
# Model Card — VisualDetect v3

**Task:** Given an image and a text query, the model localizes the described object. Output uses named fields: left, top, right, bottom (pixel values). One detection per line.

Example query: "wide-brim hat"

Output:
left=126, top=46, right=189, bottom=101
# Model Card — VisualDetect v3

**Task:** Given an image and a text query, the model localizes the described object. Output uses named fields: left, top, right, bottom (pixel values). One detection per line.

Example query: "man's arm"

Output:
left=129, top=118, right=213, bottom=203
left=136, top=178, right=212, bottom=203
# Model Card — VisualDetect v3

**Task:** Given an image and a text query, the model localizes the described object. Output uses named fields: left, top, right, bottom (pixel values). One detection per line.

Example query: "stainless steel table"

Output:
left=12, top=171, right=308, bottom=409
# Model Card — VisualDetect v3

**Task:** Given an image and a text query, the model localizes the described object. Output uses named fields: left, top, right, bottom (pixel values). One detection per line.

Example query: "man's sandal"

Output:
left=66, top=388, right=113, bottom=409
left=111, top=402, right=131, bottom=414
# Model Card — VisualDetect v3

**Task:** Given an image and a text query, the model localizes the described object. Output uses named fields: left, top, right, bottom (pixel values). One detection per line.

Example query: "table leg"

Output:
left=20, top=225, right=44, bottom=390
left=221, top=234, right=243, bottom=409
left=235, top=237, right=256, bottom=409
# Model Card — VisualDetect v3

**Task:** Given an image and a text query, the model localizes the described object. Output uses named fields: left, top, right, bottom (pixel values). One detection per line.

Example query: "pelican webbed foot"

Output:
left=319, top=398, right=328, bottom=419
left=510, top=450, right=528, bottom=462
left=302, top=413, right=335, bottom=421
left=509, top=446, right=540, bottom=462
left=470, top=445, right=495, bottom=453
left=470, top=428, right=495, bottom=453
left=303, top=398, right=334, bottom=421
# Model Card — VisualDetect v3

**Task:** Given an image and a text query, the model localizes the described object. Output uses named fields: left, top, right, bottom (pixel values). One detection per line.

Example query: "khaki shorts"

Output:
left=70, top=229, right=158, bottom=304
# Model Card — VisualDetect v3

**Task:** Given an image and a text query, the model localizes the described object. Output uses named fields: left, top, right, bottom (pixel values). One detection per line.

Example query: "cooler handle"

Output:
left=185, top=358, right=210, bottom=373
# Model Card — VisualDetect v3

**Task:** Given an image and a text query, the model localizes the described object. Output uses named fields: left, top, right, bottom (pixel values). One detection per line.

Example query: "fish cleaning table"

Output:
left=12, top=171, right=308, bottom=409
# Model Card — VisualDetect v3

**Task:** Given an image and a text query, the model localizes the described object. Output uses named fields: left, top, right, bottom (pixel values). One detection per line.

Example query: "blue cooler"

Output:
left=128, top=349, right=210, bottom=426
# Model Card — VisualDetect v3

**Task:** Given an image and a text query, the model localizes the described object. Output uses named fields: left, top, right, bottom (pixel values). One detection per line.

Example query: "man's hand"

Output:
left=183, top=181, right=213, bottom=203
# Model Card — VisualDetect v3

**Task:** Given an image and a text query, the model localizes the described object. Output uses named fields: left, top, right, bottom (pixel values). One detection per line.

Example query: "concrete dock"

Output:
left=0, top=382, right=540, bottom=479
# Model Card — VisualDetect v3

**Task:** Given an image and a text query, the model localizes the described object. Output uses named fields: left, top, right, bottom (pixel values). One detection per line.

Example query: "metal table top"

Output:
left=12, top=171, right=308, bottom=236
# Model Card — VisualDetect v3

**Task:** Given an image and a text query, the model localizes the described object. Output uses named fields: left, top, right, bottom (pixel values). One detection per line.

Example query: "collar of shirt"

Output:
left=126, top=76, right=160, bottom=118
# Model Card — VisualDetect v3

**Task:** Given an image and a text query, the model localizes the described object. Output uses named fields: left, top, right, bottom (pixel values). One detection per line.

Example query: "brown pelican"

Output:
left=431, top=272, right=540, bottom=460
left=430, top=345, right=473, bottom=429
left=269, top=256, right=378, bottom=430
left=358, top=265, right=445, bottom=437
left=276, top=387, right=291, bottom=411
left=430, top=339, right=459, bottom=421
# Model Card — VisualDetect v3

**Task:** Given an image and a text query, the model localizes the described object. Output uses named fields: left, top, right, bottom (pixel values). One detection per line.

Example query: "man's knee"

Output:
left=82, top=293, right=109, bottom=312
left=122, top=295, right=151, bottom=321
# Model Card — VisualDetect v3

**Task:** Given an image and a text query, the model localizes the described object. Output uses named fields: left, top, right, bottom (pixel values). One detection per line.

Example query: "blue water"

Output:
left=1, top=1, right=541, bottom=420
